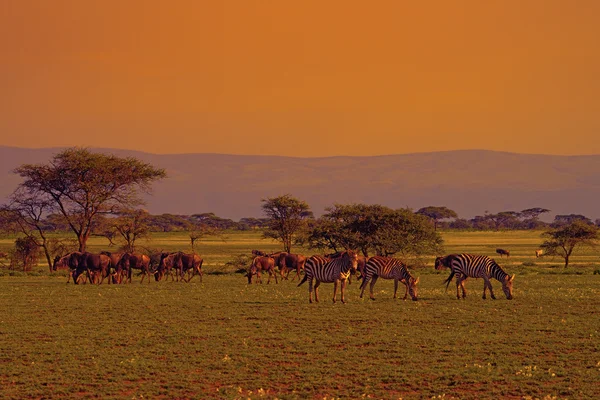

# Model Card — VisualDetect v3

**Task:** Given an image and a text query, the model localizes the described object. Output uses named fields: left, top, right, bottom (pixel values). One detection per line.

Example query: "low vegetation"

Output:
left=0, top=230, right=599, bottom=399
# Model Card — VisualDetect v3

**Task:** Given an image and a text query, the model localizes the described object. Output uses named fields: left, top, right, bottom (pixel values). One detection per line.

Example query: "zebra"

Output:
left=434, top=254, right=515, bottom=300
left=359, top=256, right=419, bottom=301
left=297, top=251, right=359, bottom=303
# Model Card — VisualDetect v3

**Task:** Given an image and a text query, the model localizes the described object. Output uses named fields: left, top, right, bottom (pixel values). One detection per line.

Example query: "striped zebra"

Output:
left=434, top=254, right=515, bottom=300
left=298, top=251, right=359, bottom=303
left=359, top=256, right=419, bottom=301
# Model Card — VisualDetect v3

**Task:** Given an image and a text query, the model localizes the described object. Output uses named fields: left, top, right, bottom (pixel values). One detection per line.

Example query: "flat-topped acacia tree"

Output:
left=13, top=148, right=166, bottom=252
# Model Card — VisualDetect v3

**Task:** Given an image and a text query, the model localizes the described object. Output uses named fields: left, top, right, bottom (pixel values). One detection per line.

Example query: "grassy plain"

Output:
left=0, top=230, right=599, bottom=399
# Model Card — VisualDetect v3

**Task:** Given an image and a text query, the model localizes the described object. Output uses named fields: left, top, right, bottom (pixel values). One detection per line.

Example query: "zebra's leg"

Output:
left=483, top=277, right=496, bottom=299
left=308, top=277, right=313, bottom=303
left=332, top=279, right=339, bottom=303
left=460, top=277, right=468, bottom=299
left=341, top=279, right=348, bottom=303
left=359, top=274, right=370, bottom=298
left=369, top=275, right=379, bottom=300
left=314, top=280, right=321, bottom=303
left=393, top=279, right=399, bottom=299
left=455, top=276, right=462, bottom=299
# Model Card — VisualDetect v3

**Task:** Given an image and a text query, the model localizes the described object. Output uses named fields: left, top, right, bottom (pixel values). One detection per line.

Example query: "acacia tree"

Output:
left=0, top=188, right=58, bottom=271
left=416, top=206, right=458, bottom=230
left=12, top=148, right=166, bottom=252
left=261, top=194, right=312, bottom=253
left=307, top=203, right=443, bottom=257
left=540, top=221, right=599, bottom=268
left=111, top=209, right=152, bottom=252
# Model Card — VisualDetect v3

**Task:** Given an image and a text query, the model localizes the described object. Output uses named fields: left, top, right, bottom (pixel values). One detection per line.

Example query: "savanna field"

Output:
left=1, top=231, right=599, bottom=400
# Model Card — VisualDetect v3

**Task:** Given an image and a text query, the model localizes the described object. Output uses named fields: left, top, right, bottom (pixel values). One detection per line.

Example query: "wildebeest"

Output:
left=54, top=252, right=112, bottom=285
left=53, top=252, right=86, bottom=284
left=117, top=252, right=152, bottom=283
left=155, top=252, right=181, bottom=282
left=496, top=248, right=510, bottom=258
left=155, top=252, right=203, bottom=283
left=269, top=252, right=306, bottom=282
left=247, top=256, right=278, bottom=284
left=535, top=249, right=544, bottom=258
left=100, top=251, right=125, bottom=283
left=179, top=252, right=203, bottom=282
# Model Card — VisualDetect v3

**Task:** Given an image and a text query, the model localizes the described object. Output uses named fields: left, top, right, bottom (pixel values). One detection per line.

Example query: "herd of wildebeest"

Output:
left=52, top=246, right=516, bottom=303
left=53, top=251, right=203, bottom=284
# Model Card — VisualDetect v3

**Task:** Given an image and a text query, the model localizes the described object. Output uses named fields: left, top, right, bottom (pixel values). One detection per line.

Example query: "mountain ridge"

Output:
left=1, top=146, right=598, bottom=221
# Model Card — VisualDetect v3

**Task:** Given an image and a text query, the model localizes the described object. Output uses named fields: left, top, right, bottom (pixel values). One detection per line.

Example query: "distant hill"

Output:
left=1, top=146, right=599, bottom=221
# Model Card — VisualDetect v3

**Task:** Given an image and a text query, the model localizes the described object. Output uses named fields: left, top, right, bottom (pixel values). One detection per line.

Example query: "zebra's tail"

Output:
left=443, top=271, right=456, bottom=292
left=297, top=274, right=308, bottom=287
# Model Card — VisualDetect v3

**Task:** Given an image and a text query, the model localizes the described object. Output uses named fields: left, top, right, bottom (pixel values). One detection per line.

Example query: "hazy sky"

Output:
left=2, top=0, right=599, bottom=156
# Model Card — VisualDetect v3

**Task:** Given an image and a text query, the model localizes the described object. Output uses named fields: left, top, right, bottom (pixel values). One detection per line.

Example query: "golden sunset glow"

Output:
left=1, top=0, right=599, bottom=156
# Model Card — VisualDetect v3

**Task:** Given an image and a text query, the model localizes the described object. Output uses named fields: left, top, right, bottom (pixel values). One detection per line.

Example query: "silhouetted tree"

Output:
left=12, top=148, right=166, bottom=252
left=261, top=194, right=312, bottom=253
left=416, top=206, right=458, bottom=231
left=540, top=221, right=599, bottom=268
left=307, top=203, right=443, bottom=257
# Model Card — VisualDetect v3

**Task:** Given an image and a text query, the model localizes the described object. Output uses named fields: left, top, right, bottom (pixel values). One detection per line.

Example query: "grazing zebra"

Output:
left=435, top=254, right=515, bottom=300
left=495, top=248, right=510, bottom=258
left=359, top=256, right=419, bottom=301
left=298, top=251, right=359, bottom=303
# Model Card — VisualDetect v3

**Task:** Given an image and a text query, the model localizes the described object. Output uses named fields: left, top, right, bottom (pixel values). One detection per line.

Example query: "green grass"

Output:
left=1, top=230, right=599, bottom=399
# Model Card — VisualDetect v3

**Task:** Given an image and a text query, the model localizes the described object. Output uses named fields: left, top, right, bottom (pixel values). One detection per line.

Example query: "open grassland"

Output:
left=1, top=230, right=599, bottom=399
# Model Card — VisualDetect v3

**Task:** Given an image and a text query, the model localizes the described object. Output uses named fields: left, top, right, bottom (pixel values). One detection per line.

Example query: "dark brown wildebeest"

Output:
left=53, top=252, right=86, bottom=284
left=354, top=255, right=369, bottom=282
left=65, top=252, right=111, bottom=285
left=252, top=249, right=268, bottom=257
left=155, top=252, right=203, bottom=282
left=100, top=251, right=125, bottom=283
left=117, top=252, right=152, bottom=283
left=179, top=253, right=203, bottom=283
left=496, top=248, right=510, bottom=258
left=247, top=256, right=278, bottom=284
left=269, top=251, right=289, bottom=279
left=155, top=252, right=180, bottom=282
left=280, top=253, right=306, bottom=282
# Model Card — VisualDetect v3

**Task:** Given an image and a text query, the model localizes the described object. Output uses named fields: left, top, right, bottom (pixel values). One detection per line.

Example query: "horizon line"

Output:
left=1, top=145, right=599, bottom=159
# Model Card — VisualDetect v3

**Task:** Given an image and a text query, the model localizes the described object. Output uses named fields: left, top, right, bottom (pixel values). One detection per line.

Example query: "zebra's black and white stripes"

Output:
left=434, top=254, right=515, bottom=300
left=359, top=256, right=419, bottom=301
left=298, top=251, right=359, bottom=303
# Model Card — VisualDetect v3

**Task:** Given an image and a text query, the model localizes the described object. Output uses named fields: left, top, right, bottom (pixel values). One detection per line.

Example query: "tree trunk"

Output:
left=78, top=234, right=86, bottom=253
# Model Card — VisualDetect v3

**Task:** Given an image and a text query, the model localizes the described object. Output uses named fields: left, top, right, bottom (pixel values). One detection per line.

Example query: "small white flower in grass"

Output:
left=222, top=354, right=231, bottom=362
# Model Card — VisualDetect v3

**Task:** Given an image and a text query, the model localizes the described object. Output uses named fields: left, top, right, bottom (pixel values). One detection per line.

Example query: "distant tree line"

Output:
left=1, top=148, right=598, bottom=271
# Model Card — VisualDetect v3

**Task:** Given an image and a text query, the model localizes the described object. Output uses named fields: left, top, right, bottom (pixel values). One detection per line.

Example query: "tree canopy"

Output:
left=12, top=148, right=166, bottom=252
left=307, top=203, right=443, bottom=257
left=261, top=194, right=312, bottom=253
left=416, top=206, right=458, bottom=230
left=540, top=221, right=599, bottom=267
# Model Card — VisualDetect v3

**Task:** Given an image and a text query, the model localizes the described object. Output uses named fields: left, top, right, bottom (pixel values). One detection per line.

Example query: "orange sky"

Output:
left=1, top=0, right=599, bottom=156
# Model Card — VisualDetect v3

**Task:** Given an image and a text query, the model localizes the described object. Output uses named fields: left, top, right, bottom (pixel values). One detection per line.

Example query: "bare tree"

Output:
left=0, top=188, right=56, bottom=271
